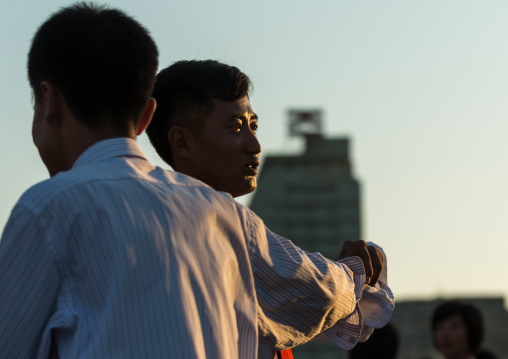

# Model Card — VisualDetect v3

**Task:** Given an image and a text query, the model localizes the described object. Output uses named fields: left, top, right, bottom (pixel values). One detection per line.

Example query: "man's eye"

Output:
left=251, top=123, right=258, bottom=132
left=233, top=123, right=242, bottom=132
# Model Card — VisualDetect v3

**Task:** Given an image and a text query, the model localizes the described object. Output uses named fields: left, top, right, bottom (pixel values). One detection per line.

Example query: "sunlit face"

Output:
left=188, top=96, right=261, bottom=198
left=434, top=314, right=472, bottom=359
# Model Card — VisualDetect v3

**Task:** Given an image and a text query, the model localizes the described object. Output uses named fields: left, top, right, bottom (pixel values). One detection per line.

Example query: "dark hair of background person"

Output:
left=349, top=322, right=399, bottom=359
left=27, top=2, right=158, bottom=133
left=146, top=59, right=252, bottom=168
left=476, top=349, right=499, bottom=359
left=431, top=301, right=484, bottom=355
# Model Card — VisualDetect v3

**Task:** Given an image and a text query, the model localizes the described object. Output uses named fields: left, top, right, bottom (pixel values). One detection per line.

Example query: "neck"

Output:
left=52, top=118, right=135, bottom=176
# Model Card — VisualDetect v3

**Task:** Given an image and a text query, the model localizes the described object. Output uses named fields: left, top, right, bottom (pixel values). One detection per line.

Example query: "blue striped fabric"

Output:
left=0, top=138, right=380, bottom=359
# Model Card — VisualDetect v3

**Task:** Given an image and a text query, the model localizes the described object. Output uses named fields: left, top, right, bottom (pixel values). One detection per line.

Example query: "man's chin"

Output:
left=245, top=178, right=257, bottom=193
left=232, top=179, right=257, bottom=198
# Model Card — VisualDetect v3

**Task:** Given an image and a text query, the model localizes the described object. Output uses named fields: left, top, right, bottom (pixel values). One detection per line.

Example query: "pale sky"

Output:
left=1, top=0, right=507, bottom=302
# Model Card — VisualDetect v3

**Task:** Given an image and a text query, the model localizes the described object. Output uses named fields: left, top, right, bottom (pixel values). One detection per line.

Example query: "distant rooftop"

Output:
left=288, top=109, right=323, bottom=137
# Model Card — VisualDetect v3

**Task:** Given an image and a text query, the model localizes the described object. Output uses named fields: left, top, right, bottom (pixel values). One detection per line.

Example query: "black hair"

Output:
left=349, top=322, right=399, bottom=359
left=431, top=301, right=484, bottom=355
left=477, top=349, right=499, bottom=359
left=27, top=2, right=158, bottom=131
left=146, top=59, right=251, bottom=168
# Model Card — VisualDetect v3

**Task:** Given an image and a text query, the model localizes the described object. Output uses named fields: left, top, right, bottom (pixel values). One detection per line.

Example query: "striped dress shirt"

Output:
left=0, top=138, right=382, bottom=359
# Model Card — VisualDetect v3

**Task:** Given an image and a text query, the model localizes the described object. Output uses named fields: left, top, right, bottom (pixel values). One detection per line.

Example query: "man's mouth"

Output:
left=246, top=160, right=260, bottom=174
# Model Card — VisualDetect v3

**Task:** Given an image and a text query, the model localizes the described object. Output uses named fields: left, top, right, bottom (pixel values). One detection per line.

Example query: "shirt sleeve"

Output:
left=319, top=242, right=395, bottom=348
left=242, top=205, right=366, bottom=350
left=354, top=242, right=395, bottom=341
left=0, top=204, right=61, bottom=358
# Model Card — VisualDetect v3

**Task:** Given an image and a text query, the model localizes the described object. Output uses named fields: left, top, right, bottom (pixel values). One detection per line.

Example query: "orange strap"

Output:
left=276, top=349, right=294, bottom=359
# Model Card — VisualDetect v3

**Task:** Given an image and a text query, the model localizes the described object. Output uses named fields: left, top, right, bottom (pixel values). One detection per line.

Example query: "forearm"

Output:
left=251, top=226, right=365, bottom=349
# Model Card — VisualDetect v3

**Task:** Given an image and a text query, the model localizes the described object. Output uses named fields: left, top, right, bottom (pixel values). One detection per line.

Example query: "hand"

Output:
left=338, top=240, right=384, bottom=287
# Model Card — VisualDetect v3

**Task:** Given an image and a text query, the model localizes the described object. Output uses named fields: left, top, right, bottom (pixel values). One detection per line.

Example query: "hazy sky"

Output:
left=1, top=0, right=507, bottom=301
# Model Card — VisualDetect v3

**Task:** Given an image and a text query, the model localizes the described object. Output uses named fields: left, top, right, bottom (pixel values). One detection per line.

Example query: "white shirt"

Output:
left=257, top=242, right=394, bottom=359
left=0, top=138, right=392, bottom=359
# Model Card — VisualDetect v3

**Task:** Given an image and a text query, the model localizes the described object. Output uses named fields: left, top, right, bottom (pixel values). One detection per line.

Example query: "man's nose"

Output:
left=245, top=131, right=261, bottom=155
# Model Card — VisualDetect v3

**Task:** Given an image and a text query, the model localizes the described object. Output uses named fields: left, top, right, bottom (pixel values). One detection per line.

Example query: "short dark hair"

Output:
left=477, top=349, right=499, bottom=359
left=146, top=60, right=252, bottom=168
left=28, top=2, right=158, bottom=131
left=431, top=301, right=484, bottom=355
left=349, top=322, right=399, bottom=359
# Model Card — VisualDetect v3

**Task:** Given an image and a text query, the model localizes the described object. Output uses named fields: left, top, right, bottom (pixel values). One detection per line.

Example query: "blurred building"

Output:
left=247, top=110, right=508, bottom=359
left=249, top=109, right=362, bottom=260
left=249, top=109, right=362, bottom=358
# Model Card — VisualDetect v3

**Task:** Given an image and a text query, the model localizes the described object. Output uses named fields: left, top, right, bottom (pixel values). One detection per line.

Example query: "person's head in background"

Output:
left=28, top=2, right=158, bottom=176
left=146, top=60, right=261, bottom=198
left=349, top=322, right=399, bottom=359
left=431, top=301, right=483, bottom=359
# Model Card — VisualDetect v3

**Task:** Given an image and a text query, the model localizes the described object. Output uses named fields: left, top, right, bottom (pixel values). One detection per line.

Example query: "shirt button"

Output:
left=335, top=330, right=343, bottom=337
left=349, top=337, right=357, bottom=344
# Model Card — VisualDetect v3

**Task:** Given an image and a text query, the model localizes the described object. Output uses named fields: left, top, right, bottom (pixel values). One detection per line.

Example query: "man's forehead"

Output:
left=209, top=96, right=256, bottom=119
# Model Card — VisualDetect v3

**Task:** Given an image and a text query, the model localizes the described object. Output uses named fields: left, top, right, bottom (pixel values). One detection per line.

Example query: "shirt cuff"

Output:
left=319, top=243, right=395, bottom=350
left=360, top=241, right=395, bottom=329
left=322, top=256, right=366, bottom=350
left=359, top=280, right=395, bottom=328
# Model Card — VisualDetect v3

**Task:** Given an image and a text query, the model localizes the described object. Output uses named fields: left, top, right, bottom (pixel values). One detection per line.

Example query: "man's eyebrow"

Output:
left=231, top=113, right=258, bottom=121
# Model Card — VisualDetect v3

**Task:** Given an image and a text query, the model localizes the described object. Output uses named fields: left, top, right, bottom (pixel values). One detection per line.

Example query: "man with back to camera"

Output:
left=146, top=60, right=395, bottom=358
left=0, top=4, right=391, bottom=359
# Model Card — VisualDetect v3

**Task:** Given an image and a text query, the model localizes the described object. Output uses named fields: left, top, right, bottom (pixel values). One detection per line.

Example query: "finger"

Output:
left=338, top=240, right=368, bottom=259
left=337, top=240, right=357, bottom=259
left=339, top=240, right=373, bottom=284
left=367, top=245, right=384, bottom=286
left=362, top=249, right=373, bottom=285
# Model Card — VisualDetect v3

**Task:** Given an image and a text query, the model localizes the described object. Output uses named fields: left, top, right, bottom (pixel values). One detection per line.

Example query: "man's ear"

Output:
left=168, top=125, right=192, bottom=159
left=136, top=97, right=157, bottom=136
left=39, top=81, right=63, bottom=124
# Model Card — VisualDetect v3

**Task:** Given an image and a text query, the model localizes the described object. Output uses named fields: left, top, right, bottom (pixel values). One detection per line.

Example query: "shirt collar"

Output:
left=72, top=137, right=148, bottom=169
